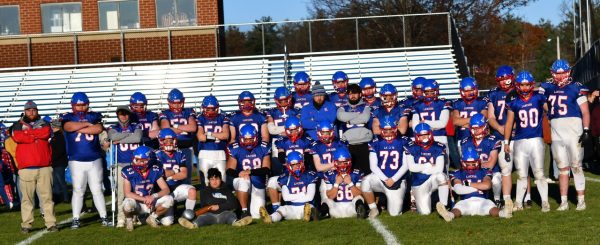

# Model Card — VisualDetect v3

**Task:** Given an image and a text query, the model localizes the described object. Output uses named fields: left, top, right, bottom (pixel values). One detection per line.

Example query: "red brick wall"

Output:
left=78, top=39, right=122, bottom=64
left=124, top=36, right=169, bottom=61
left=172, top=34, right=216, bottom=59
left=31, top=41, right=74, bottom=66
left=139, top=0, right=157, bottom=28
left=0, top=43, right=28, bottom=68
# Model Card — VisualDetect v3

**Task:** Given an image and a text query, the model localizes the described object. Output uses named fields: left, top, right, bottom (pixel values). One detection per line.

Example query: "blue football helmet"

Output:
left=379, top=115, right=398, bottom=142
left=359, top=77, right=377, bottom=99
left=129, top=92, right=147, bottom=114
left=550, top=59, right=572, bottom=87
left=495, top=65, right=515, bottom=91
left=202, top=95, right=219, bottom=118
left=459, top=77, right=478, bottom=102
left=412, top=77, right=427, bottom=99
left=515, top=71, right=535, bottom=97
left=414, top=123, right=433, bottom=147
left=239, top=124, right=258, bottom=150
left=380, top=83, right=398, bottom=108
left=71, top=92, right=89, bottom=115
left=132, top=146, right=153, bottom=172
left=158, top=128, right=177, bottom=151
left=422, top=79, right=439, bottom=103
left=284, top=117, right=303, bottom=142
left=332, top=147, right=352, bottom=174
left=274, top=87, right=291, bottom=109
left=332, top=71, right=349, bottom=93
left=238, top=91, right=255, bottom=111
left=293, top=71, right=311, bottom=94
left=461, top=146, right=480, bottom=171
left=316, top=120, right=335, bottom=144
left=469, top=113, right=488, bottom=140
left=167, top=89, right=185, bottom=113
left=286, top=151, right=305, bottom=178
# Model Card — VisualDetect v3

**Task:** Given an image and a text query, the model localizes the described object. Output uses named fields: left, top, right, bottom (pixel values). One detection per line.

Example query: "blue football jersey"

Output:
left=154, top=150, right=187, bottom=188
left=197, top=113, right=229, bottom=151
left=412, top=99, right=453, bottom=136
left=452, top=97, right=489, bottom=141
left=450, top=168, right=492, bottom=200
left=364, top=98, right=382, bottom=111
left=322, top=169, right=363, bottom=202
left=278, top=170, right=319, bottom=203
left=368, top=136, right=410, bottom=180
left=373, top=104, right=408, bottom=129
left=292, top=92, right=312, bottom=109
left=308, top=140, right=349, bottom=167
left=131, top=111, right=159, bottom=144
left=460, top=135, right=501, bottom=172
left=159, top=108, right=196, bottom=142
left=228, top=142, right=271, bottom=188
left=228, top=110, right=267, bottom=142
left=61, top=112, right=103, bottom=161
left=540, top=81, right=589, bottom=120
left=264, top=107, right=300, bottom=128
left=487, top=87, right=512, bottom=138
left=399, top=96, right=419, bottom=109
left=506, top=93, right=546, bottom=140
left=121, top=165, right=164, bottom=197
left=404, top=141, right=446, bottom=186
left=107, top=122, right=142, bottom=164
left=275, top=136, right=313, bottom=155
left=329, top=92, right=348, bottom=107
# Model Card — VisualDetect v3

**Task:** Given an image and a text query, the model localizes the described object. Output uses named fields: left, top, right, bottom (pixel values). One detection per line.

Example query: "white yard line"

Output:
left=368, top=218, right=401, bottom=245
left=586, top=177, right=600, bottom=183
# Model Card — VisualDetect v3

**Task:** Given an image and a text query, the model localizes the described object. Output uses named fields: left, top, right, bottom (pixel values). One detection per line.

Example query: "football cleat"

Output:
left=525, top=200, right=533, bottom=209
left=259, top=206, right=272, bottom=224
left=513, top=202, right=524, bottom=212
left=303, top=203, right=312, bottom=222
left=21, top=227, right=30, bottom=234
left=576, top=201, right=586, bottom=211
left=71, top=218, right=81, bottom=229
left=503, top=199, right=513, bottom=218
left=178, top=217, right=198, bottom=229
left=368, top=207, right=379, bottom=218
left=232, top=216, right=253, bottom=227
left=494, top=200, right=504, bottom=209
left=355, top=200, right=367, bottom=219
left=436, top=202, right=453, bottom=222
left=556, top=202, right=569, bottom=211
left=125, top=219, right=134, bottom=232
left=46, top=226, right=58, bottom=232
left=541, top=201, right=550, bottom=212
left=146, top=214, right=161, bottom=228
left=100, top=217, right=113, bottom=227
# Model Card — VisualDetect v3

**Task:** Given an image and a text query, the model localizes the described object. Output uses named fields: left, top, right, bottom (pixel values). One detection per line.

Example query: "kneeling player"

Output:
left=323, top=148, right=366, bottom=218
left=362, top=117, right=410, bottom=217
left=122, top=146, right=173, bottom=231
left=406, top=123, right=450, bottom=215
left=260, top=152, right=318, bottom=223
left=437, top=147, right=512, bottom=222
left=155, top=129, right=197, bottom=226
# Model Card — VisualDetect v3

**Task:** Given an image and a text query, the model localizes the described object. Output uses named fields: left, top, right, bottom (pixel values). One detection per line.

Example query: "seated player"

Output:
left=226, top=124, right=271, bottom=219
left=259, top=152, right=318, bottom=223
left=322, top=148, right=366, bottom=218
left=154, top=128, right=197, bottom=226
left=122, top=146, right=173, bottom=231
left=177, top=168, right=253, bottom=229
left=436, top=147, right=513, bottom=222
left=460, top=114, right=503, bottom=207
left=406, top=123, right=450, bottom=215
left=362, top=116, right=410, bottom=217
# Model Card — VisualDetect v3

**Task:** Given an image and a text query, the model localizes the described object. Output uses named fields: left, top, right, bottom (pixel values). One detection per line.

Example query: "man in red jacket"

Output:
left=10, top=100, right=56, bottom=234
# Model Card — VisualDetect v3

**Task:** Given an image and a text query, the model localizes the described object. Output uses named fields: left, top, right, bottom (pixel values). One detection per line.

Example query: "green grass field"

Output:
left=3, top=166, right=600, bottom=244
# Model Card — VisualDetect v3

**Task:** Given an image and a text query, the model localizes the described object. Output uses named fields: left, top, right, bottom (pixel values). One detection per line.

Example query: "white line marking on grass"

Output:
left=586, top=177, right=600, bottom=183
left=368, top=218, right=400, bottom=245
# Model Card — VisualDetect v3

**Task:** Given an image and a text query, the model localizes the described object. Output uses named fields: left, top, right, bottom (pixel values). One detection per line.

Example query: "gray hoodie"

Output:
left=337, top=100, right=373, bottom=145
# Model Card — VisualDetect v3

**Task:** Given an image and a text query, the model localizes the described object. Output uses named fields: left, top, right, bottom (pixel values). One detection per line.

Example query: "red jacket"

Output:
left=10, top=120, right=52, bottom=169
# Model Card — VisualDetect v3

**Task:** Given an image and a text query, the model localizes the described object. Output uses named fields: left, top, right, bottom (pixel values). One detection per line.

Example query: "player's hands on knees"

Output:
left=385, top=179, right=395, bottom=187
left=144, top=196, right=155, bottom=207
left=239, top=170, right=251, bottom=179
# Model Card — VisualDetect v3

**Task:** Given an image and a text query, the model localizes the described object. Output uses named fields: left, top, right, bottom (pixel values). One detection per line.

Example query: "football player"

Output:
left=452, top=77, right=489, bottom=148
left=155, top=128, right=197, bottom=226
left=196, top=95, right=230, bottom=184
left=129, top=92, right=160, bottom=148
left=406, top=123, right=450, bottom=215
left=436, top=147, right=512, bottom=222
left=229, top=91, right=269, bottom=144
left=292, top=71, right=313, bottom=109
left=359, top=78, right=382, bottom=111
left=372, top=83, right=409, bottom=136
left=362, top=116, right=410, bottom=217
left=330, top=71, right=349, bottom=107
left=460, top=113, right=503, bottom=206
left=399, top=77, right=426, bottom=109
left=226, top=124, right=271, bottom=218
left=504, top=71, right=550, bottom=212
left=265, top=87, right=300, bottom=176
left=540, top=59, right=590, bottom=211
left=61, top=92, right=111, bottom=228
left=106, top=105, right=143, bottom=228
left=322, top=148, right=366, bottom=218
left=337, top=84, right=373, bottom=174
left=487, top=65, right=516, bottom=207
left=259, top=151, right=318, bottom=223
left=159, top=89, right=197, bottom=185
left=122, top=146, right=173, bottom=231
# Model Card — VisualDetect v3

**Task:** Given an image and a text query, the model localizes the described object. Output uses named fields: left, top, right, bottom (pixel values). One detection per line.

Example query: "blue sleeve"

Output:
left=300, top=107, right=317, bottom=130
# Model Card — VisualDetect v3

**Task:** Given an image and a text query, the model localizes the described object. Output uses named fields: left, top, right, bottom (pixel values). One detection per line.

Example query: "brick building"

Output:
left=0, top=0, right=225, bottom=68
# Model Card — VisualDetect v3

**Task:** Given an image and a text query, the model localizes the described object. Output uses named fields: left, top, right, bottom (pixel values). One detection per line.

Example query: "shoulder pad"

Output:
left=407, top=141, right=415, bottom=146
left=260, top=141, right=269, bottom=148
left=351, top=169, right=362, bottom=175
left=230, top=143, right=240, bottom=148
left=434, top=142, right=445, bottom=148
left=371, top=137, right=379, bottom=143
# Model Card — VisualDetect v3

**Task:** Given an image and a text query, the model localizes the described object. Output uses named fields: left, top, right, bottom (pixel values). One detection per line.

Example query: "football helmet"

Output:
left=71, top=92, right=89, bottom=116
left=459, top=77, right=478, bottom=102
left=414, top=123, right=434, bottom=148
left=238, top=91, right=256, bottom=112
left=167, top=89, right=185, bottom=114
left=333, top=147, right=352, bottom=174
left=422, top=79, right=439, bottom=103
left=239, top=124, right=258, bottom=150
left=380, top=83, right=398, bottom=108
left=158, top=128, right=177, bottom=152
left=284, top=117, right=303, bottom=143
left=550, top=59, right=572, bottom=87
left=286, top=151, right=305, bottom=179
left=495, top=65, right=515, bottom=92
left=202, top=95, right=219, bottom=119
left=129, top=92, right=147, bottom=115
left=316, top=120, right=335, bottom=144
left=274, top=87, right=291, bottom=110
left=469, top=113, right=488, bottom=140
left=359, top=77, right=377, bottom=99
left=293, top=71, right=311, bottom=95
left=332, top=71, right=349, bottom=93
left=379, top=115, right=398, bottom=142
left=461, top=146, right=480, bottom=171
left=515, top=71, right=535, bottom=98
left=412, top=77, right=427, bottom=100
left=132, top=146, right=152, bottom=173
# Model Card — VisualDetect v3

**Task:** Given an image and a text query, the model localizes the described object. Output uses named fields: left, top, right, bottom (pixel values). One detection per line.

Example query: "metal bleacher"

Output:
left=0, top=45, right=460, bottom=124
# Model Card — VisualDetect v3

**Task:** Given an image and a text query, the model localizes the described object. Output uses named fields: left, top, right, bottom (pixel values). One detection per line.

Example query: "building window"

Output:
left=99, top=0, right=140, bottom=30
left=41, top=3, right=82, bottom=33
left=0, top=6, right=20, bottom=35
left=156, top=0, right=196, bottom=28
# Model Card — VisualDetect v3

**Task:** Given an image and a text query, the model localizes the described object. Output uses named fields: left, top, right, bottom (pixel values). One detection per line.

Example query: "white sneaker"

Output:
left=541, top=201, right=550, bottom=212
left=513, top=202, right=524, bottom=212
left=368, top=208, right=379, bottom=218
left=232, top=216, right=253, bottom=227
left=436, top=202, right=452, bottom=222
left=146, top=215, right=160, bottom=228
left=178, top=217, right=197, bottom=229
left=576, top=201, right=586, bottom=211
left=259, top=206, right=272, bottom=224
left=503, top=200, right=513, bottom=218
left=557, top=202, right=569, bottom=211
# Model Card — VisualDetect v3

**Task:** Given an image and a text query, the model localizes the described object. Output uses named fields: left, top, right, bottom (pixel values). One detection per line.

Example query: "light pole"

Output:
left=547, top=36, right=561, bottom=60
